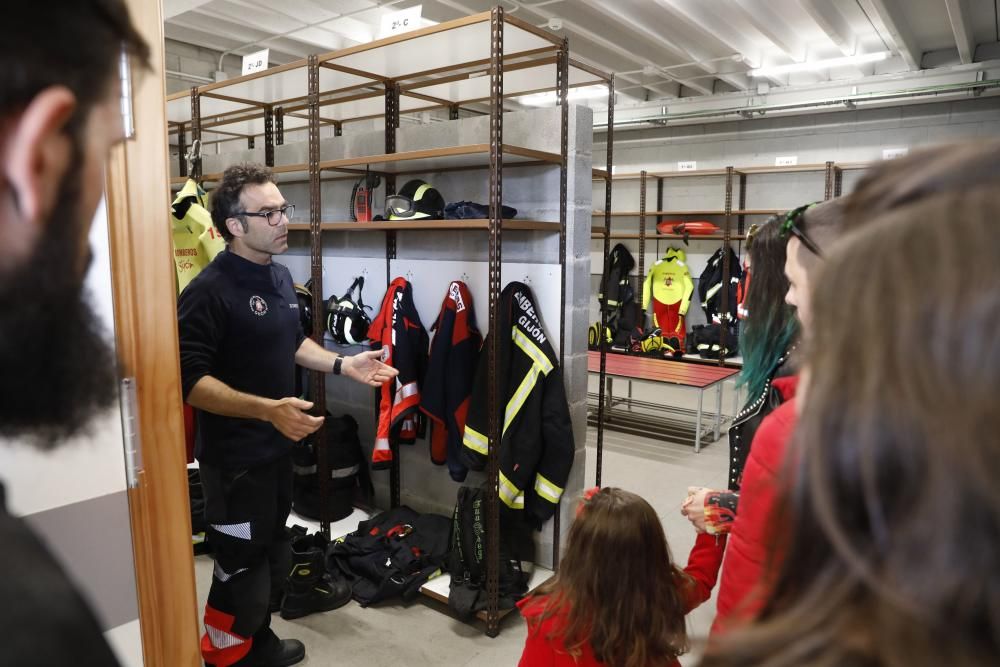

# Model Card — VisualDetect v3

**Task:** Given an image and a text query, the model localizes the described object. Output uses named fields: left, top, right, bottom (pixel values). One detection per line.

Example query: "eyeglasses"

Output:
left=780, top=203, right=823, bottom=257
left=237, top=204, right=295, bottom=226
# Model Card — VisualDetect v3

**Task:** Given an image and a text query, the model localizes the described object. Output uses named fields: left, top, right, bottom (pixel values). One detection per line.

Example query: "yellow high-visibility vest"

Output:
left=171, top=179, right=225, bottom=294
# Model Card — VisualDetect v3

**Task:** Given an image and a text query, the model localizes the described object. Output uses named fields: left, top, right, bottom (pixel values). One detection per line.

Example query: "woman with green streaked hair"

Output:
left=681, top=215, right=798, bottom=535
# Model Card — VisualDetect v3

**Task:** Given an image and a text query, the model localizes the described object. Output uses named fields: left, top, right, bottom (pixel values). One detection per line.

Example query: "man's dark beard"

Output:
left=0, top=161, right=118, bottom=448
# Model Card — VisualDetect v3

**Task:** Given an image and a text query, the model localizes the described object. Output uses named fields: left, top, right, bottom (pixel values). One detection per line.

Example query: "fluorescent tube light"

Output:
left=749, top=52, right=890, bottom=77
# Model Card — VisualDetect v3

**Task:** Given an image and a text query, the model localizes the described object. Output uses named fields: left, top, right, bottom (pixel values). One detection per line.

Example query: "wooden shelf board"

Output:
left=590, top=233, right=747, bottom=241
left=419, top=565, right=554, bottom=623
left=287, top=219, right=558, bottom=232
left=317, top=143, right=560, bottom=173
left=590, top=162, right=871, bottom=182
left=592, top=210, right=781, bottom=217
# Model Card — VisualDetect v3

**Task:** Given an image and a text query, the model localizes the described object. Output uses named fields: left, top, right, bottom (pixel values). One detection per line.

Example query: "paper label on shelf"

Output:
left=678, top=161, right=697, bottom=171
left=242, top=49, right=269, bottom=76
left=775, top=155, right=798, bottom=166
left=882, top=147, right=908, bottom=160
left=380, top=5, right=422, bottom=39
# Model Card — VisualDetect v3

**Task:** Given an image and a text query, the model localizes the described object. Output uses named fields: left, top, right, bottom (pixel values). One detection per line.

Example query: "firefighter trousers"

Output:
left=199, top=455, right=293, bottom=667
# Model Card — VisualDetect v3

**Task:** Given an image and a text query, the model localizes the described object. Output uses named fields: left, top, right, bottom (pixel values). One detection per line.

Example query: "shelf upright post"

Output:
left=177, top=122, right=187, bottom=178
left=824, top=160, right=835, bottom=200
left=264, top=104, right=275, bottom=167
left=719, top=166, right=734, bottom=367
left=384, top=79, right=401, bottom=509
left=307, top=54, right=331, bottom=535
left=275, top=106, right=284, bottom=145
left=485, top=4, right=505, bottom=639
left=834, top=165, right=844, bottom=197
left=738, top=172, right=747, bottom=235
left=595, top=74, right=614, bottom=488
left=554, top=36, right=569, bottom=572
left=655, top=175, right=663, bottom=270
left=638, top=170, right=647, bottom=290
left=190, top=87, right=202, bottom=181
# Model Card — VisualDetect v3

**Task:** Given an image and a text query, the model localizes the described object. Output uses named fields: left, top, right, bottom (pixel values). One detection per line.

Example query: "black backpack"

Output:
left=447, top=485, right=533, bottom=618
left=292, top=414, right=373, bottom=522
left=326, top=277, right=372, bottom=345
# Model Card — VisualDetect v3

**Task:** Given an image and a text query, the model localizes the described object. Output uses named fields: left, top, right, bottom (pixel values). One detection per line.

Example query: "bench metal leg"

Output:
left=714, top=383, right=722, bottom=441
left=627, top=379, right=633, bottom=412
left=606, top=377, right=614, bottom=423
left=732, top=380, right=740, bottom=419
left=695, top=388, right=704, bottom=453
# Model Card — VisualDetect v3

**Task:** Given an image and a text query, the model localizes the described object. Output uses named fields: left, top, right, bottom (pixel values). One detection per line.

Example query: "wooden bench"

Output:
left=587, top=351, right=740, bottom=452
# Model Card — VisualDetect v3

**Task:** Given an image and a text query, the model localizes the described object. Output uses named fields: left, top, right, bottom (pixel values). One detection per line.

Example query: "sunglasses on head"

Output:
left=780, top=203, right=823, bottom=257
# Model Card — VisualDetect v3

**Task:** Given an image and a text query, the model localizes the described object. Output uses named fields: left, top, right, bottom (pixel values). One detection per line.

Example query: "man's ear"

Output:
left=226, top=216, right=247, bottom=240
left=2, top=86, right=77, bottom=227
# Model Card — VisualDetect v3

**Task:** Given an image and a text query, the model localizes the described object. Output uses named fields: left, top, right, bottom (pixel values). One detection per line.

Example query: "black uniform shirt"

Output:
left=178, top=249, right=305, bottom=469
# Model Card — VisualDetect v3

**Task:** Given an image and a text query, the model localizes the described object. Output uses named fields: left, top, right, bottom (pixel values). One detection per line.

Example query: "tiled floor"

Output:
left=194, top=381, right=736, bottom=666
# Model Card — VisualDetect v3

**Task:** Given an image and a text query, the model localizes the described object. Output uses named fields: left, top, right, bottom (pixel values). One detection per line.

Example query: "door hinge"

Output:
left=120, top=377, right=143, bottom=489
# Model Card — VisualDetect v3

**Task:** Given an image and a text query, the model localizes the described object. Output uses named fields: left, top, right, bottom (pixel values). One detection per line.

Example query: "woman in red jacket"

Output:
left=518, top=487, right=723, bottom=667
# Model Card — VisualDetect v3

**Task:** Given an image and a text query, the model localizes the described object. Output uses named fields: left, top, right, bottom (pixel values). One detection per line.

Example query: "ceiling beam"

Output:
left=943, top=0, right=976, bottom=64
left=571, top=0, right=716, bottom=95
left=855, top=0, right=921, bottom=70
left=428, top=0, right=685, bottom=99
left=164, top=0, right=215, bottom=20
left=731, top=0, right=806, bottom=62
left=798, top=0, right=856, bottom=56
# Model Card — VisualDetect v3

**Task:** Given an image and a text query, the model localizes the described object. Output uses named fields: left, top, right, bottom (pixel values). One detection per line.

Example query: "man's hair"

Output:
left=211, top=163, right=278, bottom=242
left=3, top=2, right=149, bottom=132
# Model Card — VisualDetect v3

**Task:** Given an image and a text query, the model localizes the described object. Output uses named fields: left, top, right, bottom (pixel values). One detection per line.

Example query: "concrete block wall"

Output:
left=589, top=96, right=1000, bottom=328
left=210, top=106, right=593, bottom=568
left=164, top=39, right=242, bottom=96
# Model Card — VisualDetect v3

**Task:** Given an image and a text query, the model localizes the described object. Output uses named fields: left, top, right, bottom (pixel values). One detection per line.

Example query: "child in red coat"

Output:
left=518, top=487, right=724, bottom=667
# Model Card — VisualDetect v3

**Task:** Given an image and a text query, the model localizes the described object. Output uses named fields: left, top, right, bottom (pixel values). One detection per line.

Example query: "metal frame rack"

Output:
left=591, top=161, right=864, bottom=484
left=167, top=6, right=613, bottom=637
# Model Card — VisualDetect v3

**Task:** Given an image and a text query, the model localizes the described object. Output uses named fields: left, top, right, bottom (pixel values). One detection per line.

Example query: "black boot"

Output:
left=280, top=533, right=352, bottom=620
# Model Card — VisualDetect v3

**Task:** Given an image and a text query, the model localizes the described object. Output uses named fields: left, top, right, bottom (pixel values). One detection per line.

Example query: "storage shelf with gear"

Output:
left=167, top=5, right=613, bottom=637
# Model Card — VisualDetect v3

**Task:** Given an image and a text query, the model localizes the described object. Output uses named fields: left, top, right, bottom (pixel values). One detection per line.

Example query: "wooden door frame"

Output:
left=105, top=0, right=200, bottom=664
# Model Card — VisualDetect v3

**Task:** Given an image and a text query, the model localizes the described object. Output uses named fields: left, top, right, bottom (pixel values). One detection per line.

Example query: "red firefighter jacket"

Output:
left=367, top=277, right=428, bottom=470
left=420, top=281, right=482, bottom=482
left=460, top=282, right=574, bottom=528
left=713, top=375, right=799, bottom=634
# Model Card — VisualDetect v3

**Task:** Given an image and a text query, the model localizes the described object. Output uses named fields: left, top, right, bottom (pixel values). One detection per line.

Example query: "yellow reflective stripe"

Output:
left=499, top=472, right=524, bottom=509
left=504, top=366, right=542, bottom=434
left=463, top=425, right=488, bottom=455
left=512, top=328, right=554, bottom=374
left=414, top=183, right=430, bottom=200
left=534, top=472, right=564, bottom=504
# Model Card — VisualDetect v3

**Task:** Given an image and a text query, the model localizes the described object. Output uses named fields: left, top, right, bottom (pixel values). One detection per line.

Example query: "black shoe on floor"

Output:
left=280, top=533, right=352, bottom=620
left=256, top=638, right=305, bottom=667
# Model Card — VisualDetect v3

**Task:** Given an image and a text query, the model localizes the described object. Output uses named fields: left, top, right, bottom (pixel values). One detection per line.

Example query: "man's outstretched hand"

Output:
left=265, top=397, right=324, bottom=441
left=342, top=350, right=399, bottom=387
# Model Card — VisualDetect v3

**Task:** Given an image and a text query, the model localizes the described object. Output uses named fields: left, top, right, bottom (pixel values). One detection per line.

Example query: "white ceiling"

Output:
left=163, top=0, right=1000, bottom=104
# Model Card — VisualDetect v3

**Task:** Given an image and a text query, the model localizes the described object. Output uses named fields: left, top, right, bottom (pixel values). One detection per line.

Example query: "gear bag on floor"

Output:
left=291, top=414, right=372, bottom=522
left=447, top=485, right=534, bottom=618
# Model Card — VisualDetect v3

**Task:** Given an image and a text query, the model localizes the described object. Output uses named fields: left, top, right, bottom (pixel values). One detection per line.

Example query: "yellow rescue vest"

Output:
left=171, top=179, right=225, bottom=294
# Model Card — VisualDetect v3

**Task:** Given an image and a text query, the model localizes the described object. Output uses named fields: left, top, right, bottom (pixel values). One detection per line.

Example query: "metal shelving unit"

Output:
left=167, top=5, right=612, bottom=637
left=590, top=160, right=865, bottom=485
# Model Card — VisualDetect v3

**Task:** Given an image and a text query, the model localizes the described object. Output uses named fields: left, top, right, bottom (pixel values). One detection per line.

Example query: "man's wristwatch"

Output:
left=333, top=356, right=344, bottom=375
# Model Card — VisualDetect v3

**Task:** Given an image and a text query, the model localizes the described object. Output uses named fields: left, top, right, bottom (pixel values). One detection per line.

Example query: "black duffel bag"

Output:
left=292, top=414, right=373, bottom=522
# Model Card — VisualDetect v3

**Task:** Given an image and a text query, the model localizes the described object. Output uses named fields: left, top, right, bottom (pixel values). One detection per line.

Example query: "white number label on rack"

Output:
left=678, top=161, right=697, bottom=171
left=241, top=49, right=269, bottom=76
left=775, top=155, right=798, bottom=166
left=380, top=5, right=423, bottom=38
left=882, top=147, right=908, bottom=160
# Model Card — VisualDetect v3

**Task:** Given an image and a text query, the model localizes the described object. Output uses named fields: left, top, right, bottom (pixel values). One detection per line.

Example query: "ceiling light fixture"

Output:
left=748, top=51, right=890, bottom=77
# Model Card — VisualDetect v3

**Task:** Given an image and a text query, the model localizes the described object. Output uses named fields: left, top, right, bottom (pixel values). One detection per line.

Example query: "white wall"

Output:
left=0, top=199, right=143, bottom=667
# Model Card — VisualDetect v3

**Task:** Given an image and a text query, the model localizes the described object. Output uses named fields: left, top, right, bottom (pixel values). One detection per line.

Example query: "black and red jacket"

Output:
left=367, top=277, right=428, bottom=470
left=420, top=281, right=482, bottom=482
